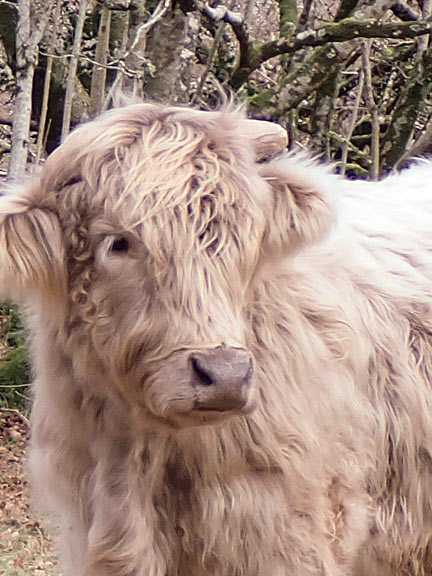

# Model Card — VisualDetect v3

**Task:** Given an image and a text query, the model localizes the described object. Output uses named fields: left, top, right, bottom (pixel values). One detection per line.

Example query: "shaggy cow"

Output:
left=2, top=103, right=432, bottom=576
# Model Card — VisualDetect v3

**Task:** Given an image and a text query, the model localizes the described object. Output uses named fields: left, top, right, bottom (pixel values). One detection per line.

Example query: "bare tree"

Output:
left=61, top=0, right=88, bottom=142
left=8, top=0, right=56, bottom=179
left=35, top=0, right=62, bottom=164
left=89, top=5, right=111, bottom=117
left=3, top=0, right=432, bottom=178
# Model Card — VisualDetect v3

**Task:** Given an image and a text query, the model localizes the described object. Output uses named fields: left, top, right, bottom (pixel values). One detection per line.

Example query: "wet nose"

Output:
left=190, top=347, right=254, bottom=412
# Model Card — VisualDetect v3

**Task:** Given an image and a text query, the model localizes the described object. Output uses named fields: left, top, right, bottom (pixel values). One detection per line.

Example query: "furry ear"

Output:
left=243, top=119, right=288, bottom=162
left=0, top=182, right=64, bottom=300
left=258, top=156, right=336, bottom=256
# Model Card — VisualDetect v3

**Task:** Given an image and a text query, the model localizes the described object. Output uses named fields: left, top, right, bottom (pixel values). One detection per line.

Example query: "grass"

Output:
left=0, top=304, right=31, bottom=412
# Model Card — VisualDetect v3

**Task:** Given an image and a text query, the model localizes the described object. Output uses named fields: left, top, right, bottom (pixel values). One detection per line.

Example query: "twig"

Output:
left=396, top=111, right=432, bottom=165
left=361, top=39, right=380, bottom=180
left=0, top=0, right=19, bottom=9
left=329, top=131, right=372, bottom=164
left=335, top=0, right=362, bottom=21
left=124, top=0, right=171, bottom=59
left=90, top=5, right=112, bottom=116
left=297, top=0, right=313, bottom=30
left=340, top=68, right=364, bottom=175
left=192, top=22, right=225, bottom=103
left=28, top=0, right=57, bottom=51
left=271, top=19, right=432, bottom=56
left=0, top=383, right=30, bottom=388
left=36, top=0, right=62, bottom=165
left=0, top=407, right=30, bottom=426
left=39, top=50, right=139, bottom=78
left=192, top=0, right=251, bottom=67
left=416, top=0, right=431, bottom=60
left=61, top=0, right=88, bottom=142
left=102, top=9, right=130, bottom=111
left=380, top=67, right=399, bottom=113
left=231, top=17, right=432, bottom=88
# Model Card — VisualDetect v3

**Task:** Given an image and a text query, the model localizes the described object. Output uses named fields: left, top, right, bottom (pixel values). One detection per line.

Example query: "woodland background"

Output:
left=1, top=0, right=432, bottom=573
left=1, top=0, right=432, bottom=182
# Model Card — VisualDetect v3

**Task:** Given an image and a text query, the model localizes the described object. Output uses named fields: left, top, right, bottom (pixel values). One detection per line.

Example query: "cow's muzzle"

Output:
left=189, top=346, right=254, bottom=413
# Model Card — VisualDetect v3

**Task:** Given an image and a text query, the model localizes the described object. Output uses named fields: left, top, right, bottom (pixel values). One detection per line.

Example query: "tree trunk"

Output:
left=8, top=0, right=56, bottom=178
left=90, top=6, right=112, bottom=117
left=61, top=0, right=88, bottom=142
left=144, top=6, right=202, bottom=103
left=36, top=0, right=63, bottom=164
left=9, top=64, right=36, bottom=180
left=8, top=0, right=35, bottom=180
left=381, top=48, right=432, bottom=170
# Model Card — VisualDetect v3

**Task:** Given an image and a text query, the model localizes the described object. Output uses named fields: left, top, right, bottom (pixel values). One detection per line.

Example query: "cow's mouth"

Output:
left=192, top=397, right=256, bottom=415
left=192, top=383, right=255, bottom=413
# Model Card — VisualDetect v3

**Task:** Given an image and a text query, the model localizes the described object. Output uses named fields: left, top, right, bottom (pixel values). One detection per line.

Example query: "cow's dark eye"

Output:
left=110, top=237, right=130, bottom=253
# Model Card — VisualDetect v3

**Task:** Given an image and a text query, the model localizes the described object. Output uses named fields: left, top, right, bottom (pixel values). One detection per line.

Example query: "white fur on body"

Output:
left=2, top=104, right=432, bottom=575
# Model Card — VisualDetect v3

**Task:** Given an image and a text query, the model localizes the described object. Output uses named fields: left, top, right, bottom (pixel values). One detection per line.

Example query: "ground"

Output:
left=0, top=408, right=59, bottom=575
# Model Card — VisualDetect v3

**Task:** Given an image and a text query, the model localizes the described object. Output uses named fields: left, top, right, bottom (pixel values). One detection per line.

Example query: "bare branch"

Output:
left=125, top=0, right=171, bottom=59
left=390, top=1, right=420, bottom=21
left=297, top=0, right=313, bottom=30
left=192, top=0, right=252, bottom=68
left=192, top=22, right=225, bottom=104
left=269, top=18, right=432, bottom=56
left=39, top=49, right=139, bottom=78
left=381, top=48, right=432, bottom=170
left=90, top=6, right=112, bottom=117
left=416, top=0, right=431, bottom=59
left=0, top=0, right=18, bottom=9
left=9, top=0, right=56, bottom=178
left=361, top=39, right=380, bottom=180
left=397, top=112, right=432, bottom=163
left=96, top=0, right=132, bottom=9
left=28, top=0, right=56, bottom=50
left=102, top=9, right=130, bottom=111
left=329, top=131, right=372, bottom=166
left=231, top=17, right=432, bottom=88
left=36, top=0, right=62, bottom=164
left=340, top=69, right=364, bottom=176
left=335, top=0, right=363, bottom=21
left=61, top=0, right=88, bottom=142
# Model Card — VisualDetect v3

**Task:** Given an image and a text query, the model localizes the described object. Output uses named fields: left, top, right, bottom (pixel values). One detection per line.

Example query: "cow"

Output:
left=2, top=102, right=432, bottom=576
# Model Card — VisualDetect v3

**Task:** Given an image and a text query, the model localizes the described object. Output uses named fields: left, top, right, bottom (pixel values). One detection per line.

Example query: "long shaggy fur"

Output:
left=2, top=102, right=432, bottom=575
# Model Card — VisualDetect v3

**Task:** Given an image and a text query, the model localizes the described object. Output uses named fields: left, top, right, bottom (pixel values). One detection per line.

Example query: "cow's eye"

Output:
left=110, top=237, right=130, bottom=253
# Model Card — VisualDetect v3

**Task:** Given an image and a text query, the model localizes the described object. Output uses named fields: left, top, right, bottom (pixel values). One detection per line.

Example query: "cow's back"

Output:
left=282, top=163, right=432, bottom=573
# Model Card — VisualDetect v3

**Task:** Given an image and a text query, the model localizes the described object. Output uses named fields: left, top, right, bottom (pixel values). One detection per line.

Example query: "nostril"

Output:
left=191, top=356, right=214, bottom=387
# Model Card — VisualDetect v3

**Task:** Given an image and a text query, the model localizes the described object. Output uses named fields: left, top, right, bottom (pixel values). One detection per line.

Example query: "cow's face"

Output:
left=0, top=105, right=333, bottom=429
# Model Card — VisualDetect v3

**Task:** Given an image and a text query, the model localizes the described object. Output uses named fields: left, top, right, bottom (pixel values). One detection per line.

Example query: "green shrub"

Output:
left=0, top=304, right=31, bottom=411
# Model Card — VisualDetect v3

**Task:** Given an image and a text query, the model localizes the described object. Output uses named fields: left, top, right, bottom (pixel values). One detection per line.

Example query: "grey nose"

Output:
left=190, top=347, right=254, bottom=412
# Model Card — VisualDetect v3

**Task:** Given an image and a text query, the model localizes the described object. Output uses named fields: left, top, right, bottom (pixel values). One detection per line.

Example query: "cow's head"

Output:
left=0, top=104, right=334, bottom=428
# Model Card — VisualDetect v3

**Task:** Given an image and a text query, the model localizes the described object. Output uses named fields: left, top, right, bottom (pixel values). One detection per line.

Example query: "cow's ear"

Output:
left=243, top=118, right=288, bottom=162
left=258, top=157, right=335, bottom=256
left=0, top=182, right=64, bottom=300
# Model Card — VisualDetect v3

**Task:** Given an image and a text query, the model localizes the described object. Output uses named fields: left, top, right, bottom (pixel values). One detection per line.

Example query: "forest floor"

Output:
left=0, top=408, right=59, bottom=575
